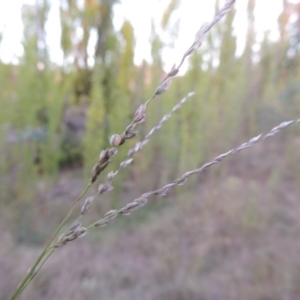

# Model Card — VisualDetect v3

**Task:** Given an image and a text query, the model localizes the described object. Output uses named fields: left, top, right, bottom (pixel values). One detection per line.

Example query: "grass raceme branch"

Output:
left=85, top=119, right=299, bottom=230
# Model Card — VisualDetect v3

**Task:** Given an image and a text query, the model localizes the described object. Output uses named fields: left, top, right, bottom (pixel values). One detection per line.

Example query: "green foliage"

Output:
left=1, top=0, right=300, bottom=218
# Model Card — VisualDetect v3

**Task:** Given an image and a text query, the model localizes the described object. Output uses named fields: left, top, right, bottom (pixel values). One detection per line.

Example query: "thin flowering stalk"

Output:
left=90, top=0, right=236, bottom=185
left=85, top=119, right=299, bottom=230
left=9, top=1, right=236, bottom=299
left=39, top=92, right=189, bottom=251
left=98, top=92, right=195, bottom=196
left=52, top=92, right=195, bottom=249
left=144, top=0, right=236, bottom=106
left=42, top=118, right=300, bottom=252
left=9, top=183, right=91, bottom=300
left=176, top=0, right=235, bottom=71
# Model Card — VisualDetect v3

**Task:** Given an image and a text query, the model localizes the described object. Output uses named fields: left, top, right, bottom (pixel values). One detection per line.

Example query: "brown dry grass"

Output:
left=2, top=135, right=300, bottom=300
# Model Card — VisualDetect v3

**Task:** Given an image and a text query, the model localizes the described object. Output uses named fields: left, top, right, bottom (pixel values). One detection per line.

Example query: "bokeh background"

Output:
left=1, top=0, right=300, bottom=299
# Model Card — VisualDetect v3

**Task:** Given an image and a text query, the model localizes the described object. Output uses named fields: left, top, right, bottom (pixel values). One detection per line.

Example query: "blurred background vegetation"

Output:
left=2, top=0, right=300, bottom=299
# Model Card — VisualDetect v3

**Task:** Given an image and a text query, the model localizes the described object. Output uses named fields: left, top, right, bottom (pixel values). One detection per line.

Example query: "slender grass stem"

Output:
left=13, top=248, right=55, bottom=298
left=9, top=183, right=91, bottom=300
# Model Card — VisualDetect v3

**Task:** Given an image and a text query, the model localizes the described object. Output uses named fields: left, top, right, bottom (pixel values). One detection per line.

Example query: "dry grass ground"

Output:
left=2, top=135, right=300, bottom=300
